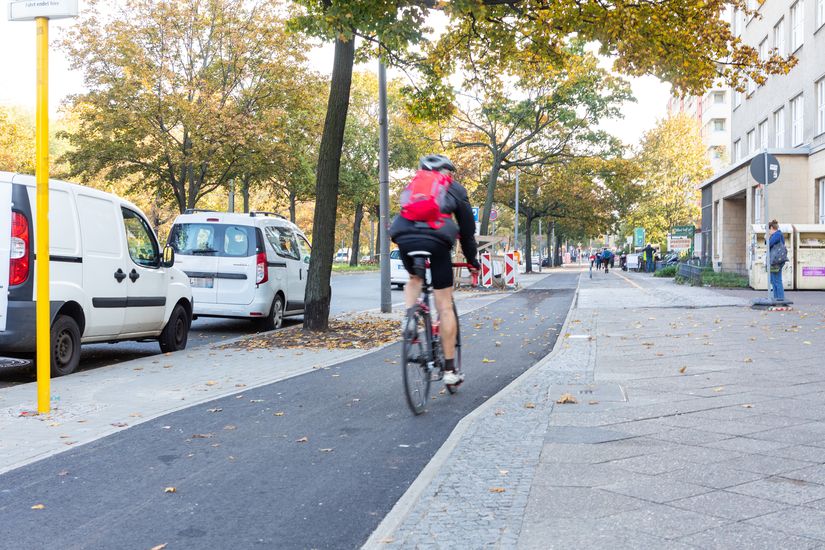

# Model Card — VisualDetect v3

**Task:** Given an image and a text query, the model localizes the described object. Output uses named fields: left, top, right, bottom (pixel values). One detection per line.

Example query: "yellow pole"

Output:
left=35, top=17, right=50, bottom=414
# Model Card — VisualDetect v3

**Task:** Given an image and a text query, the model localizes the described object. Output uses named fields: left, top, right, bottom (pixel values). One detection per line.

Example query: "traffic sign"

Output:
left=490, top=209, right=498, bottom=222
left=633, top=227, right=645, bottom=248
left=750, top=152, right=780, bottom=185
left=8, top=0, right=78, bottom=20
left=472, top=207, right=479, bottom=223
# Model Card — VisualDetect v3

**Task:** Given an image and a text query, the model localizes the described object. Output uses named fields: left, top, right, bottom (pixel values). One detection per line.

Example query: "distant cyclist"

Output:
left=390, top=155, right=480, bottom=387
left=601, top=247, right=614, bottom=273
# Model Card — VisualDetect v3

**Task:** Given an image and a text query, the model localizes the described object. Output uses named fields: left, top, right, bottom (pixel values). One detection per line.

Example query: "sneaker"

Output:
left=402, top=315, right=417, bottom=340
left=443, top=370, right=464, bottom=386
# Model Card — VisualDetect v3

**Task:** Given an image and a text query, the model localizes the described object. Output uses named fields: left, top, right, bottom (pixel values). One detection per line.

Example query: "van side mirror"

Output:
left=161, top=245, right=175, bottom=268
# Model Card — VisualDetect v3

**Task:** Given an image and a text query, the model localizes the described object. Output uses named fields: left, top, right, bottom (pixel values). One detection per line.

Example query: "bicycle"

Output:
left=401, top=251, right=474, bottom=415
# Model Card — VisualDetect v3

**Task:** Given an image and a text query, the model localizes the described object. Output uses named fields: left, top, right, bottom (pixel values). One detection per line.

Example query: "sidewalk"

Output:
left=368, top=270, right=825, bottom=548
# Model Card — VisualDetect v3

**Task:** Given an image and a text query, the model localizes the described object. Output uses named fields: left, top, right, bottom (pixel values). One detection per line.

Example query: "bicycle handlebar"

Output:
left=452, top=262, right=478, bottom=270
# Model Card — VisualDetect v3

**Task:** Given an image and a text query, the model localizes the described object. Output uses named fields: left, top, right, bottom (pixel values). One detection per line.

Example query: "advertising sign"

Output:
left=672, top=225, right=695, bottom=238
left=633, top=227, right=645, bottom=248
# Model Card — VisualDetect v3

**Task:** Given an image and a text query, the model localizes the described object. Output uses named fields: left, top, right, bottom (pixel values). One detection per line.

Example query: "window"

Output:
left=265, top=226, right=300, bottom=260
left=791, top=94, right=804, bottom=145
left=733, top=90, right=742, bottom=108
left=733, top=139, right=742, bottom=161
left=746, top=76, right=755, bottom=96
left=747, top=129, right=756, bottom=154
left=818, top=79, right=825, bottom=135
left=820, top=179, right=825, bottom=224
left=297, top=235, right=312, bottom=264
left=791, top=1, right=804, bottom=51
left=758, top=119, right=768, bottom=149
left=774, top=107, right=786, bottom=147
left=774, top=18, right=786, bottom=55
left=122, top=208, right=159, bottom=268
left=713, top=119, right=726, bottom=131
left=168, top=223, right=255, bottom=257
left=818, top=0, right=825, bottom=28
left=713, top=91, right=726, bottom=104
left=224, top=226, right=251, bottom=257
left=754, top=186, right=764, bottom=224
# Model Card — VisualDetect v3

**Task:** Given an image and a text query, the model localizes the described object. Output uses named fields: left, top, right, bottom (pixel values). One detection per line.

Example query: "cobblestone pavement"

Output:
left=368, top=269, right=825, bottom=549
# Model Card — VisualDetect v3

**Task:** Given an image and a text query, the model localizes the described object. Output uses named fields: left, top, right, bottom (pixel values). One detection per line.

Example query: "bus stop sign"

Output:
left=750, top=152, right=780, bottom=185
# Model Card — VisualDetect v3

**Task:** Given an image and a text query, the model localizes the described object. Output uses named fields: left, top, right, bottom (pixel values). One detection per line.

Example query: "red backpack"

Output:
left=400, top=170, right=452, bottom=229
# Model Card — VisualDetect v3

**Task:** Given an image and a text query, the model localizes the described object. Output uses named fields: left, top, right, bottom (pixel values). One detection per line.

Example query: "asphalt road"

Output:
left=0, top=272, right=578, bottom=549
left=0, top=271, right=401, bottom=388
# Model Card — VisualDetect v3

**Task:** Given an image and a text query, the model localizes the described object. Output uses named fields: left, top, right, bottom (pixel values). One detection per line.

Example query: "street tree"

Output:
left=60, top=0, right=309, bottom=214
left=0, top=108, right=35, bottom=173
left=292, top=0, right=794, bottom=330
left=625, top=114, right=712, bottom=246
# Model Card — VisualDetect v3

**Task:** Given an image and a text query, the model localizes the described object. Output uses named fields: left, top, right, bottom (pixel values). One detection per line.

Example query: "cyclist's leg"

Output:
left=398, top=245, right=424, bottom=308
left=429, top=246, right=456, bottom=362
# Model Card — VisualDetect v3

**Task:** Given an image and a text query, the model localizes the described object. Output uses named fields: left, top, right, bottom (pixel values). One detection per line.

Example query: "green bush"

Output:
left=654, top=265, right=677, bottom=278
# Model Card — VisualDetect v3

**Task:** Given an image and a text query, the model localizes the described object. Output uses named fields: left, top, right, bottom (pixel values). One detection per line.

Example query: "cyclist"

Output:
left=601, top=247, right=614, bottom=273
left=390, top=154, right=480, bottom=387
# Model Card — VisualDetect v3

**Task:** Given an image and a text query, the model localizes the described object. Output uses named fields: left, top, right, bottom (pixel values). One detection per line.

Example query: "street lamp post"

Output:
left=378, top=57, right=391, bottom=313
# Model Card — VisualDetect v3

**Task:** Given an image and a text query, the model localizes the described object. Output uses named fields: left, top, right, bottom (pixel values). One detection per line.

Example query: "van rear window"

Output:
left=169, top=223, right=256, bottom=257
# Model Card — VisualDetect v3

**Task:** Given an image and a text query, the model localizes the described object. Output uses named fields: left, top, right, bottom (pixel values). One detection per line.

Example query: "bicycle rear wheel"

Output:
left=402, top=308, right=430, bottom=415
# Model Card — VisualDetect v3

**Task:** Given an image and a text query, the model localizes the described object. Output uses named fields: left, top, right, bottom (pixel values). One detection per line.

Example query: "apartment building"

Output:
left=667, top=87, right=732, bottom=172
left=700, top=0, right=825, bottom=273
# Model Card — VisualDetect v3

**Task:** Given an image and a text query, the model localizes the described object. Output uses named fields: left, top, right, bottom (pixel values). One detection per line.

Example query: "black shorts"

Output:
left=398, top=240, right=453, bottom=290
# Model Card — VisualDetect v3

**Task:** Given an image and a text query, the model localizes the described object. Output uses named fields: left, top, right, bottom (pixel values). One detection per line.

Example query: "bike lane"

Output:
left=0, top=273, right=578, bottom=549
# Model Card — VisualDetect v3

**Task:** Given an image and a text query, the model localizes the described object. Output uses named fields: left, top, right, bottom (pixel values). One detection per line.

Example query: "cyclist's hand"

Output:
left=469, top=258, right=481, bottom=272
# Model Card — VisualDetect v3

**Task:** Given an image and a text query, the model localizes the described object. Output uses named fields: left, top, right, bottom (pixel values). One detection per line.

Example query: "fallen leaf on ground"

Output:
left=205, top=381, right=218, bottom=386
left=296, top=436, right=308, bottom=443
left=274, top=412, right=285, bottom=417
left=524, top=402, right=536, bottom=409
left=741, top=404, right=754, bottom=408
left=713, top=387, right=724, bottom=392
left=489, top=487, right=506, bottom=493
left=163, top=487, right=176, bottom=493
left=499, top=469, right=509, bottom=475
left=223, top=425, right=237, bottom=430
left=494, top=409, right=505, bottom=416
left=57, top=470, right=69, bottom=476
left=744, top=357, right=753, bottom=363
left=556, top=393, right=578, bottom=405
left=679, top=366, right=687, bottom=374
left=249, top=399, right=264, bottom=403
left=31, top=504, right=45, bottom=510
left=110, top=422, right=128, bottom=428
left=379, top=538, right=395, bottom=544
left=192, top=433, right=213, bottom=439
left=319, top=448, right=334, bottom=452
left=150, top=544, right=168, bottom=550
left=804, top=341, right=812, bottom=345
left=588, top=400, right=599, bottom=405
left=207, top=408, right=222, bottom=413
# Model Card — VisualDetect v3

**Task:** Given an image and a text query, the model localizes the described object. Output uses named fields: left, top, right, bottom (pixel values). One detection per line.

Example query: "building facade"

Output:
left=667, top=86, right=732, bottom=173
left=701, top=0, right=825, bottom=273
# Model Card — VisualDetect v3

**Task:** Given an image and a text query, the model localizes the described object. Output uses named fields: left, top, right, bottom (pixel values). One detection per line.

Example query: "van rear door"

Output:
left=0, top=182, right=11, bottom=332
left=168, top=222, right=219, bottom=304
left=215, top=224, right=257, bottom=305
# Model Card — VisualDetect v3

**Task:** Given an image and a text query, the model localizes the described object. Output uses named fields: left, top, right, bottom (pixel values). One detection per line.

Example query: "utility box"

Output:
left=749, top=224, right=794, bottom=290
left=794, top=225, right=825, bottom=290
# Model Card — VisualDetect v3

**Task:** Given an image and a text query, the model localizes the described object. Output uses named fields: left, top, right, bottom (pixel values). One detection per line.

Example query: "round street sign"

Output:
left=750, top=152, right=780, bottom=185
left=490, top=209, right=498, bottom=222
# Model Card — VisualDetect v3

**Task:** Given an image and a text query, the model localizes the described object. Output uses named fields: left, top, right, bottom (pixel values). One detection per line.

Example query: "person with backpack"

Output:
left=768, top=220, right=788, bottom=302
left=601, top=247, right=614, bottom=273
left=390, top=154, right=480, bottom=387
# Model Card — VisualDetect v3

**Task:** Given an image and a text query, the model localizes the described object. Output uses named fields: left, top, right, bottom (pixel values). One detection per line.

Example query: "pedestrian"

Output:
left=643, top=243, right=654, bottom=273
left=768, top=220, right=788, bottom=302
left=601, top=247, right=613, bottom=273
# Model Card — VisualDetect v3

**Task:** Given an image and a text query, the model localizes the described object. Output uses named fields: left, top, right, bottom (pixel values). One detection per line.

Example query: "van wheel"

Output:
left=51, top=315, right=81, bottom=377
left=159, top=304, right=190, bottom=353
left=260, top=295, right=284, bottom=331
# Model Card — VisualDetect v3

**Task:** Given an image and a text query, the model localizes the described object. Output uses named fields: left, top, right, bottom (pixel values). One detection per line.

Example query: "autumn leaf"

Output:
left=205, top=381, right=218, bottom=387
left=150, top=544, right=168, bottom=550
left=482, top=358, right=496, bottom=363
left=489, top=487, right=506, bottom=493
left=319, top=448, right=334, bottom=452
left=679, top=366, right=687, bottom=374
left=192, top=433, right=214, bottom=439
left=296, top=436, right=308, bottom=443
left=111, top=422, right=128, bottom=428
left=207, top=408, right=223, bottom=413
left=524, top=402, right=536, bottom=409
left=31, top=504, right=45, bottom=510
left=274, top=412, right=285, bottom=417
left=556, top=393, right=578, bottom=404
left=163, top=487, right=176, bottom=493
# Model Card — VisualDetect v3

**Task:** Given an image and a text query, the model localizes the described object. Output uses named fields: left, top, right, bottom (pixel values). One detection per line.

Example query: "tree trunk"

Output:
left=241, top=175, right=250, bottom=213
left=524, top=214, right=534, bottom=273
left=479, top=157, right=501, bottom=235
left=350, top=202, right=364, bottom=267
left=303, top=36, right=355, bottom=332
left=289, top=191, right=297, bottom=223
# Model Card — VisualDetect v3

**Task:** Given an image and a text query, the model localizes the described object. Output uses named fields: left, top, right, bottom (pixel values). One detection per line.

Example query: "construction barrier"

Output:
left=480, top=252, right=493, bottom=287
left=504, top=252, right=517, bottom=287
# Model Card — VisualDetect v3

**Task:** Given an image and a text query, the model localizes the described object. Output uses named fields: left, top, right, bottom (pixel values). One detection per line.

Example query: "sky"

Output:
left=0, top=3, right=672, bottom=148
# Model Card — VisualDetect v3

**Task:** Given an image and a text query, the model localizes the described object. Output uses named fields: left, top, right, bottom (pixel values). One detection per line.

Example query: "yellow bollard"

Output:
left=35, top=17, right=50, bottom=414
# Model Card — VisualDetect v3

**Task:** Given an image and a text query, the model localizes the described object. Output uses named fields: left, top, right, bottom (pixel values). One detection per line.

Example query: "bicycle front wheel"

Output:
left=402, top=308, right=430, bottom=415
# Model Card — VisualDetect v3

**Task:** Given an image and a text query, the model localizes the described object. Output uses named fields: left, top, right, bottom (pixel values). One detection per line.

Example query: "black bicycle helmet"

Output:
left=419, top=154, right=455, bottom=172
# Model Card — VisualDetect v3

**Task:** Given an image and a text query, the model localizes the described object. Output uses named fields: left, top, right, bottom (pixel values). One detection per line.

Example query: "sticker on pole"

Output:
left=749, top=152, right=780, bottom=185
left=8, top=0, right=79, bottom=21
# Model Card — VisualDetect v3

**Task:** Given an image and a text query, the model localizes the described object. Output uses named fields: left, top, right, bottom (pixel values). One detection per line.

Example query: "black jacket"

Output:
left=389, top=180, right=478, bottom=263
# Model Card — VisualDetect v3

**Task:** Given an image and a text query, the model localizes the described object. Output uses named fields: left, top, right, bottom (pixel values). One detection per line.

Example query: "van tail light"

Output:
left=256, top=251, right=268, bottom=284
left=10, top=211, right=30, bottom=286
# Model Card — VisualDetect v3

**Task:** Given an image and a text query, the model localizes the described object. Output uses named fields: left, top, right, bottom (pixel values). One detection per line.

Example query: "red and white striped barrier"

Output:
left=504, top=252, right=517, bottom=287
left=480, top=252, right=493, bottom=288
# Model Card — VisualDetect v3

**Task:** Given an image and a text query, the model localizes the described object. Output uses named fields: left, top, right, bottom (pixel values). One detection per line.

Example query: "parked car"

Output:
left=168, top=210, right=310, bottom=330
left=333, top=248, right=350, bottom=263
left=0, top=172, right=193, bottom=376
left=390, top=249, right=408, bottom=288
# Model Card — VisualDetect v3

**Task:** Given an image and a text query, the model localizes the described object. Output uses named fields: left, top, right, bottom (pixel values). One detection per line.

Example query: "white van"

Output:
left=167, top=210, right=310, bottom=330
left=0, top=173, right=193, bottom=376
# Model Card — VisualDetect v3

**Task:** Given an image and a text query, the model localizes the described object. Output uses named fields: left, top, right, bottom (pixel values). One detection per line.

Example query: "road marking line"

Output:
left=614, top=270, right=644, bottom=290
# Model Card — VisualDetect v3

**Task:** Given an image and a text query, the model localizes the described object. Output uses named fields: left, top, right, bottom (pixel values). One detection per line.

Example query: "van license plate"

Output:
left=190, top=277, right=214, bottom=288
